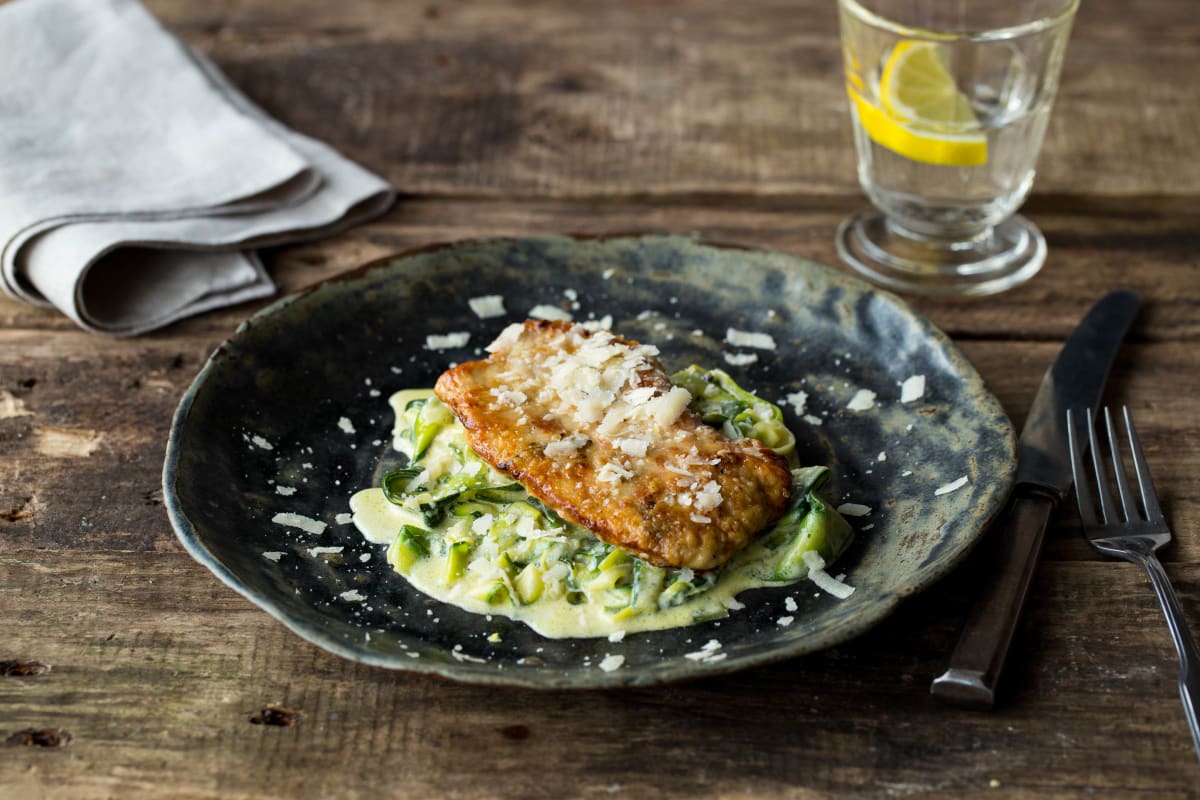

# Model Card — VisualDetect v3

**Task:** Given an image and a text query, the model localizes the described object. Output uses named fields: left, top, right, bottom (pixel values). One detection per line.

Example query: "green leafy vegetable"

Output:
left=671, top=365, right=797, bottom=460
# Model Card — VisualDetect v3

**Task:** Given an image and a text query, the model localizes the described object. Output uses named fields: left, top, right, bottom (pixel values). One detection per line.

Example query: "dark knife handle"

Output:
left=930, top=491, right=1056, bottom=709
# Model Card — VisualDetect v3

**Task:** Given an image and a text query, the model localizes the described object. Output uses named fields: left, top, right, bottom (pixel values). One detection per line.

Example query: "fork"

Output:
left=1067, top=406, right=1200, bottom=760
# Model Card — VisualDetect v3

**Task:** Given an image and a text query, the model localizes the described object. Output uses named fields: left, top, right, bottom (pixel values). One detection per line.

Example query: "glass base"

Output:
left=835, top=209, right=1046, bottom=296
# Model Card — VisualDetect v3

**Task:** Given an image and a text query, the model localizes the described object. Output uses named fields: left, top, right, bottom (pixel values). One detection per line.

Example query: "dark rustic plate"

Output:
left=163, top=235, right=1015, bottom=688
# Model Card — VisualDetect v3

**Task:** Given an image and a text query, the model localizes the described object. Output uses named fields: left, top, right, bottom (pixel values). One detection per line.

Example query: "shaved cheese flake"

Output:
left=725, top=328, right=777, bottom=350
left=723, top=352, right=758, bottom=367
left=262, top=551, right=285, bottom=562
left=308, top=546, right=344, bottom=557
left=598, top=654, right=625, bottom=672
left=597, top=462, right=634, bottom=483
left=684, top=640, right=725, bottom=661
left=623, top=386, right=657, bottom=405
left=692, top=480, right=723, bottom=512
left=339, top=590, right=366, bottom=602
left=271, top=512, right=326, bottom=535
left=492, top=388, right=528, bottom=407
left=801, top=550, right=856, bottom=599
left=935, top=475, right=970, bottom=496
left=528, top=304, right=573, bottom=321
left=614, top=438, right=649, bottom=457
left=647, top=386, right=692, bottom=426
left=486, top=323, right=524, bottom=353
left=544, top=435, right=589, bottom=458
left=468, top=295, right=507, bottom=319
left=425, top=332, right=470, bottom=351
left=580, top=315, right=613, bottom=332
left=846, top=389, right=876, bottom=411
left=900, top=374, right=926, bottom=403
left=784, top=391, right=808, bottom=416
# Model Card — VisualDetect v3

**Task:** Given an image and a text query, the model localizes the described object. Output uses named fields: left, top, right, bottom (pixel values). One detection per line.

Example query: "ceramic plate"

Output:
left=163, top=235, right=1015, bottom=688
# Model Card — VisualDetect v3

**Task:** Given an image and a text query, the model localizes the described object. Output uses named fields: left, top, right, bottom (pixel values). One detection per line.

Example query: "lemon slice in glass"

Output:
left=848, top=40, right=987, bottom=167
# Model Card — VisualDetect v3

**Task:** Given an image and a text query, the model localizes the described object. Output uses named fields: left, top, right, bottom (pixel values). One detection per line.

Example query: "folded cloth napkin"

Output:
left=0, top=0, right=395, bottom=335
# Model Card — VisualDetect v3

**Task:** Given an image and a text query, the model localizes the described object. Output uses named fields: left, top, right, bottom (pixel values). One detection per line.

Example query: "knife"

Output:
left=930, top=289, right=1142, bottom=709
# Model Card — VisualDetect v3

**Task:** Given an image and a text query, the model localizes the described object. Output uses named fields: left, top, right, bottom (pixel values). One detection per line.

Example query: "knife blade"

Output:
left=930, top=289, right=1142, bottom=709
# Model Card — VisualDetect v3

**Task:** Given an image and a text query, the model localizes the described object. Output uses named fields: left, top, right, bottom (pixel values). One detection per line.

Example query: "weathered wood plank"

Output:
left=2, top=551, right=1198, bottom=799
left=3, top=198, right=1199, bottom=341
left=125, top=0, right=1200, bottom=199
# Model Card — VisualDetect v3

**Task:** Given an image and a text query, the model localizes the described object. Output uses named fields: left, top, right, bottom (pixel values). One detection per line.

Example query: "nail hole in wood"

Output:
left=250, top=706, right=300, bottom=726
left=499, top=724, right=531, bottom=741
left=7, top=728, right=71, bottom=748
left=0, top=660, right=51, bottom=677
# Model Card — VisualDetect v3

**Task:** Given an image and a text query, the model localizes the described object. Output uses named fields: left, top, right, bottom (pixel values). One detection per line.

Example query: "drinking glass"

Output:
left=835, top=0, right=1078, bottom=295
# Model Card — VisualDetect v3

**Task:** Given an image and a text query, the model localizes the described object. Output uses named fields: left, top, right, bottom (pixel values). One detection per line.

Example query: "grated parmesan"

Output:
left=935, top=475, right=970, bottom=496
left=723, top=352, right=758, bottom=367
left=598, top=654, right=625, bottom=672
left=784, top=391, right=808, bottom=416
left=580, top=315, right=613, bottom=332
left=900, top=374, right=926, bottom=403
left=846, top=389, right=876, bottom=411
left=614, top=438, right=649, bottom=457
left=837, top=503, right=872, bottom=517
left=468, top=295, right=507, bottom=319
left=544, top=435, right=589, bottom=458
left=425, top=332, right=471, bottom=350
left=271, top=512, right=326, bottom=535
left=725, top=328, right=777, bottom=350
left=801, top=550, right=856, bottom=599
left=528, top=304, right=573, bottom=322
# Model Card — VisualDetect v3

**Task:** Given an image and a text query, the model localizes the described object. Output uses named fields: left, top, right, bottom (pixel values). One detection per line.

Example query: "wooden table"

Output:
left=3, top=1, right=1199, bottom=797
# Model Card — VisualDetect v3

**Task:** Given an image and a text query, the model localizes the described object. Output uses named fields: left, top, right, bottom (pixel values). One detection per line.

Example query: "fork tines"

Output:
left=1067, top=406, right=1165, bottom=528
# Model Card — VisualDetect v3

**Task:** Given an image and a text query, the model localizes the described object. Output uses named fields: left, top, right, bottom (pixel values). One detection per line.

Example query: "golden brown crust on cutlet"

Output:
left=434, top=320, right=792, bottom=570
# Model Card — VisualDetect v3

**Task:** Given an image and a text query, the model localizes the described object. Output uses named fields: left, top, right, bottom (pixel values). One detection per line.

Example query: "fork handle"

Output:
left=1137, top=550, right=1200, bottom=761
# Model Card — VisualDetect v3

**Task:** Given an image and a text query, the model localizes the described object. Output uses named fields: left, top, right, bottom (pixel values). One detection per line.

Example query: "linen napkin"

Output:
left=0, top=0, right=395, bottom=335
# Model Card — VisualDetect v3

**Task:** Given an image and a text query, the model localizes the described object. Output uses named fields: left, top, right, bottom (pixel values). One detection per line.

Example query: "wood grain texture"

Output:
left=3, top=197, right=1198, bottom=341
left=3, top=0, right=1200, bottom=796
left=2, top=551, right=1199, bottom=800
left=131, top=0, right=1200, bottom=199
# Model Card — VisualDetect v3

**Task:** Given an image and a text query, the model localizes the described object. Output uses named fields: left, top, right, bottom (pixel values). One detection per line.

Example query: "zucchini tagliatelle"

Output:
left=349, top=366, right=854, bottom=639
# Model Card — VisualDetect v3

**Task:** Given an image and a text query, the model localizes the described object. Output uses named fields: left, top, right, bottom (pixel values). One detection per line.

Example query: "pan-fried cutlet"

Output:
left=434, top=320, right=793, bottom=570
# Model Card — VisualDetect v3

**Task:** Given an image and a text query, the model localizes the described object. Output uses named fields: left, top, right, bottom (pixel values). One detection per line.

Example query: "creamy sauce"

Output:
left=350, top=386, right=851, bottom=639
